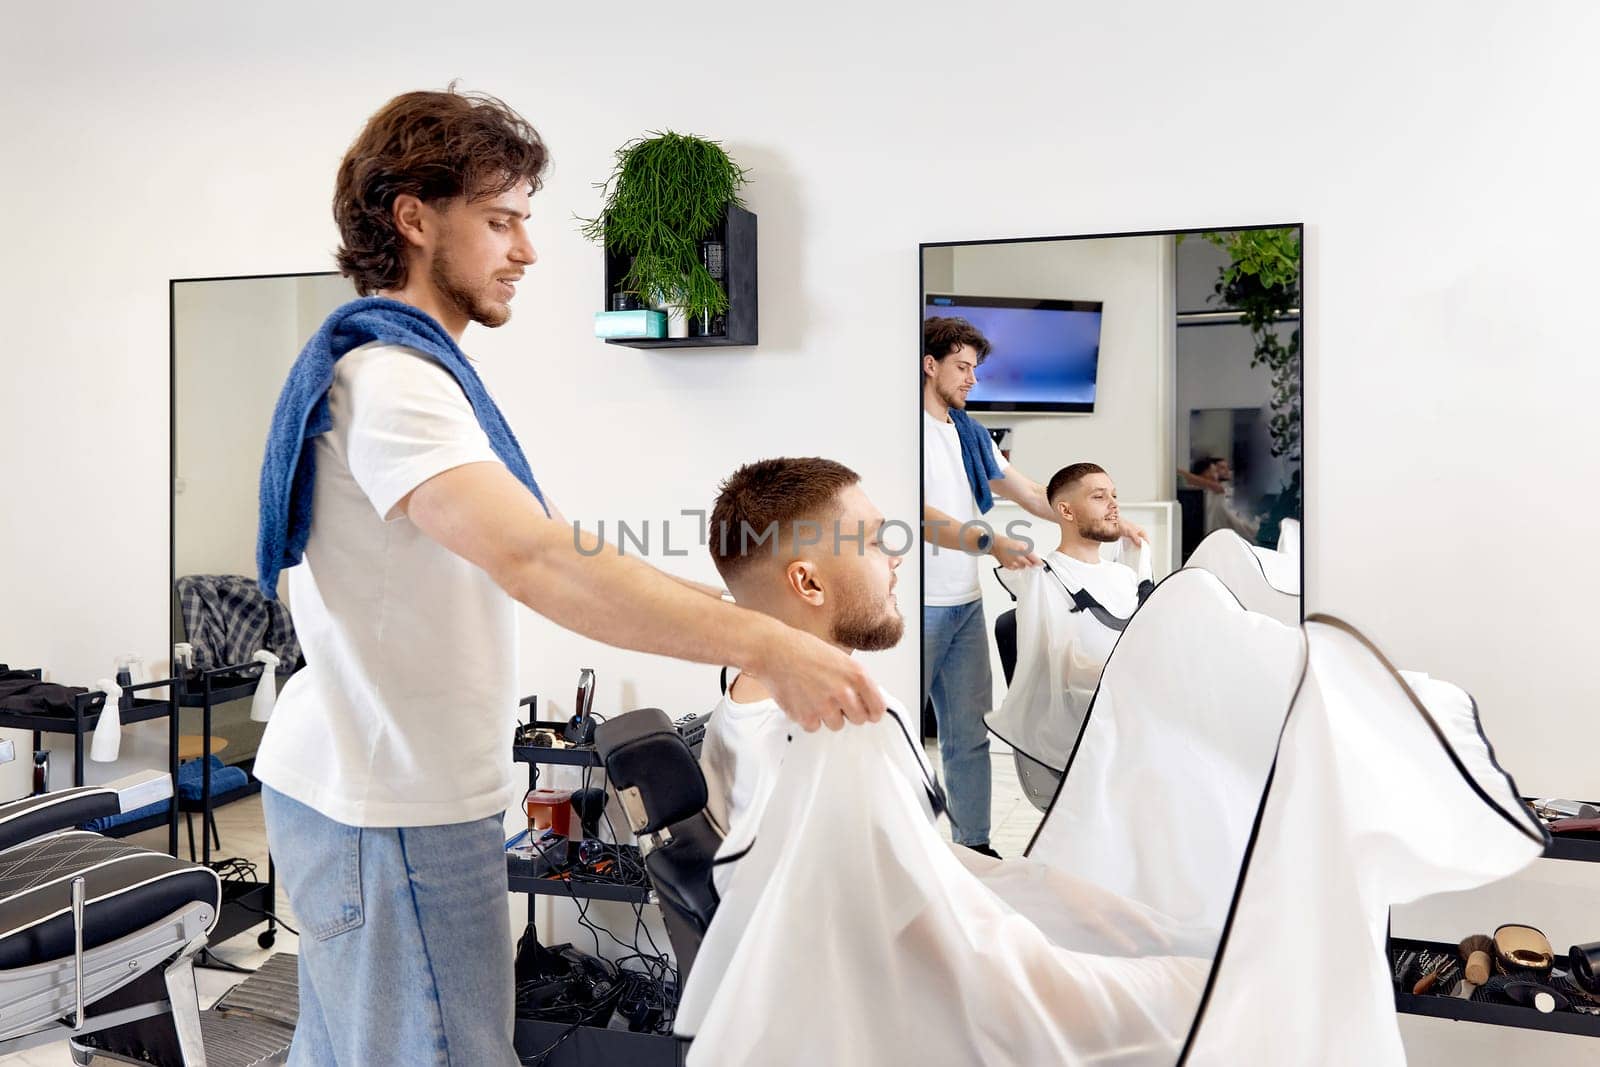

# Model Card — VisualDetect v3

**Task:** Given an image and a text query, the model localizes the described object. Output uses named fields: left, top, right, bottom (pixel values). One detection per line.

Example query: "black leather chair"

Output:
left=0, top=787, right=224, bottom=1064
left=594, top=710, right=723, bottom=982
left=995, top=608, right=1018, bottom=685
left=993, top=608, right=1063, bottom=812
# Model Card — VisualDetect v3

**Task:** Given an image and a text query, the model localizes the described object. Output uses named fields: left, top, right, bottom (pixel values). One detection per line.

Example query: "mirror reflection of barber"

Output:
left=1181, top=456, right=1260, bottom=541
left=920, top=316, right=1145, bottom=855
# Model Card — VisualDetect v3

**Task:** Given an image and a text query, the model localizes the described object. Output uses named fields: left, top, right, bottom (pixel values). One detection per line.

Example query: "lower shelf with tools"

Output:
left=1391, top=937, right=1600, bottom=1039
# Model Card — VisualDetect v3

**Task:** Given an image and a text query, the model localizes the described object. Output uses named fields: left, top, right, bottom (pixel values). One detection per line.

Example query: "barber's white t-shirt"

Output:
left=923, top=412, right=1009, bottom=607
left=253, top=342, right=520, bottom=827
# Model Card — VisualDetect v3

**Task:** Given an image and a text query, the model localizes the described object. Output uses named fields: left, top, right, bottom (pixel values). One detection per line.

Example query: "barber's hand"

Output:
left=990, top=535, right=1042, bottom=570
left=1120, top=520, right=1149, bottom=546
left=758, top=627, right=883, bottom=733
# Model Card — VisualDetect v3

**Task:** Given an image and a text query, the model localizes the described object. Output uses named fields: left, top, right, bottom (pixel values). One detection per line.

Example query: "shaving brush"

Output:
left=1460, top=934, right=1495, bottom=986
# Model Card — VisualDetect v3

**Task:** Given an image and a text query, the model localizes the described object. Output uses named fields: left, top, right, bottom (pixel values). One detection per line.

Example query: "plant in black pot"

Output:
left=580, top=131, right=749, bottom=337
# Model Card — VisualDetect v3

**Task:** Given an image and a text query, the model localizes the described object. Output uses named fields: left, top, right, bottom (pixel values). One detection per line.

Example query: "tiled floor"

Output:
left=11, top=748, right=1036, bottom=1064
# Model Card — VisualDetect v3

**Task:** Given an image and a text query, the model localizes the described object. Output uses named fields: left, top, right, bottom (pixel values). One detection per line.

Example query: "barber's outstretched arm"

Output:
left=923, top=504, right=1040, bottom=569
left=402, top=461, right=878, bottom=731
left=989, top=469, right=1055, bottom=522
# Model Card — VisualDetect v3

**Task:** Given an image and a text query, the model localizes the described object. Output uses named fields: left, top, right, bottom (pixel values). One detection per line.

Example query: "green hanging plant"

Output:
left=1192, top=227, right=1303, bottom=546
left=1201, top=227, right=1301, bottom=466
left=579, top=131, right=749, bottom=318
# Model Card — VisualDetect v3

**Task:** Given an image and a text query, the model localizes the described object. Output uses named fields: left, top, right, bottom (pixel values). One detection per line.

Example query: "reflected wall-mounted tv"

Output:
left=924, top=294, right=1103, bottom=413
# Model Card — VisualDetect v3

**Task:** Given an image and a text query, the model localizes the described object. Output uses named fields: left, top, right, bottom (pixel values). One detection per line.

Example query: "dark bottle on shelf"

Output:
left=700, top=238, right=728, bottom=337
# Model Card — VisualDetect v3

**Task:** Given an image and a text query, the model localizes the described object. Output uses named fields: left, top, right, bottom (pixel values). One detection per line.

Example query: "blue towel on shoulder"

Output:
left=949, top=408, right=1004, bottom=514
left=257, top=297, right=547, bottom=598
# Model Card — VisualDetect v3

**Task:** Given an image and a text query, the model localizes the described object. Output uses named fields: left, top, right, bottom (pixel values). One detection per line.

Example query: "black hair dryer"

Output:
left=564, top=668, right=597, bottom=745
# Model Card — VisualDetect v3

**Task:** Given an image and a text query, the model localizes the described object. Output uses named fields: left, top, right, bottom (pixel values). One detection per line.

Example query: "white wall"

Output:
left=2, top=4, right=1598, bottom=1060
left=945, top=236, right=1174, bottom=502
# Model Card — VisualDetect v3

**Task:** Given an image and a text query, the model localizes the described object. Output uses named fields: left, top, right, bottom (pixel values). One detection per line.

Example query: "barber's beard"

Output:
left=832, top=589, right=905, bottom=652
left=432, top=246, right=510, bottom=328
left=1079, top=518, right=1122, bottom=544
left=938, top=381, right=967, bottom=410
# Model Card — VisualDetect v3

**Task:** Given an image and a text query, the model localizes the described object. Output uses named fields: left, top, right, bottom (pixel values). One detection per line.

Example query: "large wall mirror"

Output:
left=171, top=272, right=354, bottom=773
left=918, top=224, right=1304, bottom=835
left=917, top=225, right=1304, bottom=1049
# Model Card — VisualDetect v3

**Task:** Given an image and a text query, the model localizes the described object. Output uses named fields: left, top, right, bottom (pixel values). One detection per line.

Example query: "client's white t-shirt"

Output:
left=1044, top=551, right=1142, bottom=674
left=700, top=678, right=934, bottom=886
left=253, top=342, right=520, bottom=827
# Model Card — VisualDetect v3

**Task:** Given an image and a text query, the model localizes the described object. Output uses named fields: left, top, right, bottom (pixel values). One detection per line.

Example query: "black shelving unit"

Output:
left=510, top=700, right=682, bottom=1066
left=1391, top=800, right=1600, bottom=1037
left=1392, top=936, right=1600, bottom=1038
left=173, top=660, right=278, bottom=951
left=0, top=666, right=181, bottom=856
left=601, top=203, right=757, bottom=350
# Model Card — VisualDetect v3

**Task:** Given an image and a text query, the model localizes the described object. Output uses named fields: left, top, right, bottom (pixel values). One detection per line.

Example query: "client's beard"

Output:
left=1079, top=517, right=1122, bottom=544
left=832, top=590, right=905, bottom=652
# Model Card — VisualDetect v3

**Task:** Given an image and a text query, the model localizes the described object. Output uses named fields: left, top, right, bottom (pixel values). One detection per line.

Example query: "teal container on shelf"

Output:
left=594, top=309, right=666, bottom=339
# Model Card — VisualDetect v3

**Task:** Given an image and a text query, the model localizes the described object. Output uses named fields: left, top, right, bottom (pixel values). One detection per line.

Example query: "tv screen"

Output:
left=924, top=294, right=1103, bottom=413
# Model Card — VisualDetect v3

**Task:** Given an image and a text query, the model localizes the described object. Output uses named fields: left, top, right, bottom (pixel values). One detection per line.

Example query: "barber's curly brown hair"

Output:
left=333, top=86, right=549, bottom=295
left=922, top=315, right=992, bottom=365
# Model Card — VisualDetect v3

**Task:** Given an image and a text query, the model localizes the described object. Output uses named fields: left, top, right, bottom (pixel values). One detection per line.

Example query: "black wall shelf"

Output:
left=602, top=204, right=758, bottom=349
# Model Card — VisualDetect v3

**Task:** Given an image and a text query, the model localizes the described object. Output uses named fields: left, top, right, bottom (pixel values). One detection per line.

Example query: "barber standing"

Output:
left=251, top=88, right=882, bottom=1066
left=920, top=317, right=1143, bottom=856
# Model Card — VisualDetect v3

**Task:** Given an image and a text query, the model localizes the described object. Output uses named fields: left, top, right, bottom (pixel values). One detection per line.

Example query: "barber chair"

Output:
left=994, top=609, right=1064, bottom=812
left=594, top=709, right=723, bottom=983
left=0, top=787, right=297, bottom=1066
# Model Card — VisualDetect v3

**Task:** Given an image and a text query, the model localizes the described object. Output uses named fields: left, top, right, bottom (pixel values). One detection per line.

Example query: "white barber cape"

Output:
left=680, top=690, right=1213, bottom=1067
left=1029, top=569, right=1301, bottom=940
left=987, top=538, right=1152, bottom=773
left=1182, top=616, right=1547, bottom=1065
left=682, top=570, right=1543, bottom=1065
left=1182, top=523, right=1299, bottom=626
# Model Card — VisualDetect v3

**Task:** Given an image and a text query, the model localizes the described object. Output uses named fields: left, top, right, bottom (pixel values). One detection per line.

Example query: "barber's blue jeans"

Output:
left=262, top=787, right=518, bottom=1067
left=922, top=600, right=993, bottom=846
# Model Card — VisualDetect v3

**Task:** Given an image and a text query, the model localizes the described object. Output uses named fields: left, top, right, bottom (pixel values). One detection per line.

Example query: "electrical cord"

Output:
left=207, top=856, right=300, bottom=936
left=558, top=767, right=679, bottom=1033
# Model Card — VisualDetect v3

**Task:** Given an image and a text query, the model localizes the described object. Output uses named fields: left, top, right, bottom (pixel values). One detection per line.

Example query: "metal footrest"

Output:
left=193, top=1010, right=294, bottom=1066
left=212, top=952, right=299, bottom=1030
left=72, top=953, right=299, bottom=1066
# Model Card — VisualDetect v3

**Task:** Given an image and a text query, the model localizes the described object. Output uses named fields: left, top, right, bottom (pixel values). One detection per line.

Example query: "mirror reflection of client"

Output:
left=687, top=457, right=1208, bottom=1067
left=987, top=462, right=1152, bottom=778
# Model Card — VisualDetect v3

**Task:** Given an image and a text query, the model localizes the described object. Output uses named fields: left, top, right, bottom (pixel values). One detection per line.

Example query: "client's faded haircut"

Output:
left=710, top=458, right=860, bottom=583
left=1046, top=462, right=1107, bottom=505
